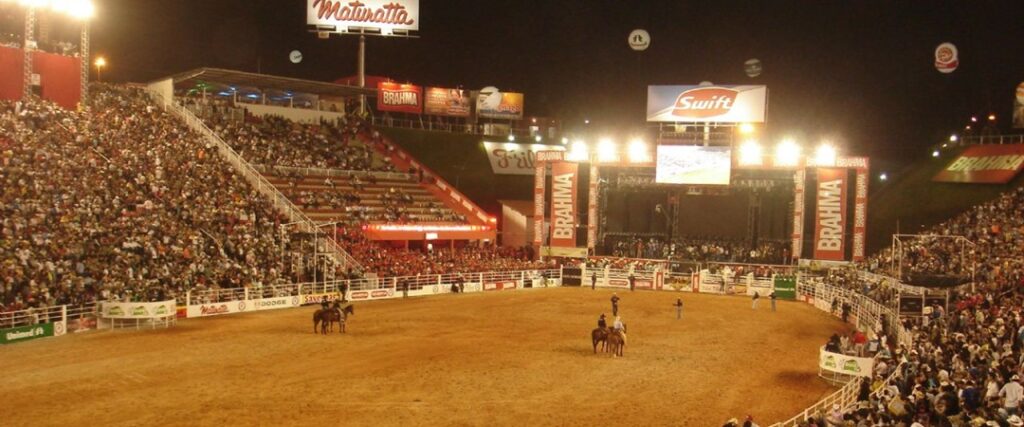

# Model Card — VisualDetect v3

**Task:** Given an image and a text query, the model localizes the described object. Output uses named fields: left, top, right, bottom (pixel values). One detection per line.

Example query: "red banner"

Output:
left=852, top=167, right=869, bottom=261
left=549, top=162, right=578, bottom=248
left=932, top=144, right=1024, bottom=184
left=377, top=82, right=422, bottom=114
left=791, top=169, right=805, bottom=260
left=533, top=162, right=545, bottom=248
left=587, top=163, right=599, bottom=250
left=813, top=168, right=847, bottom=261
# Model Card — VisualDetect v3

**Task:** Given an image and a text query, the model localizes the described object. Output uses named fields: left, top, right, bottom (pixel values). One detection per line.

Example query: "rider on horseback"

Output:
left=613, top=316, right=627, bottom=345
left=597, top=313, right=607, bottom=330
left=320, top=295, right=330, bottom=311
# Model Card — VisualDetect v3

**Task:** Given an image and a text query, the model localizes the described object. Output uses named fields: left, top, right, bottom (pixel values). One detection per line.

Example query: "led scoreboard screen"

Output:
left=655, top=145, right=732, bottom=185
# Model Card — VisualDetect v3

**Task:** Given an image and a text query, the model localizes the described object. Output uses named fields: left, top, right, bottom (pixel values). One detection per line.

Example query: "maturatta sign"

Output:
left=814, top=168, right=847, bottom=261
left=549, top=162, right=578, bottom=248
left=307, top=0, right=419, bottom=35
left=647, top=85, right=767, bottom=123
left=933, top=144, right=1024, bottom=184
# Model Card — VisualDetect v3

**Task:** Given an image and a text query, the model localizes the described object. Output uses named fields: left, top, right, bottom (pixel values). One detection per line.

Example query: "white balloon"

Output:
left=289, top=50, right=303, bottom=64
left=744, top=58, right=762, bottom=78
left=628, top=29, right=650, bottom=51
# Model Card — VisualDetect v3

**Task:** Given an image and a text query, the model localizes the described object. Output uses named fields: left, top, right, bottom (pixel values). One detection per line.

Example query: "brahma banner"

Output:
left=482, top=142, right=566, bottom=175
left=307, top=0, right=419, bottom=35
left=932, top=144, right=1024, bottom=184
left=852, top=169, right=869, bottom=261
left=791, top=169, right=805, bottom=260
left=647, top=85, right=767, bottom=123
left=377, top=82, right=422, bottom=114
left=549, top=162, right=578, bottom=248
left=813, top=168, right=847, bottom=261
left=477, top=90, right=524, bottom=120
left=424, top=87, right=470, bottom=117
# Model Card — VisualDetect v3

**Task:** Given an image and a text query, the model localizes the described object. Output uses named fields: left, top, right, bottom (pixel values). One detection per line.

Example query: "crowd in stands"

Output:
left=0, top=86, right=306, bottom=316
left=0, top=32, right=78, bottom=56
left=606, top=234, right=789, bottom=264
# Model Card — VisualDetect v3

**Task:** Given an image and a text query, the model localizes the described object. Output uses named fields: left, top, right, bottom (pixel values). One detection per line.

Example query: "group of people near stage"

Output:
left=605, top=234, right=789, bottom=264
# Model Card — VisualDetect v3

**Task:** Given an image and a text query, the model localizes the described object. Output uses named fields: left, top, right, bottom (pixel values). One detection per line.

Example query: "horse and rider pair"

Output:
left=313, top=297, right=354, bottom=335
left=592, top=313, right=627, bottom=356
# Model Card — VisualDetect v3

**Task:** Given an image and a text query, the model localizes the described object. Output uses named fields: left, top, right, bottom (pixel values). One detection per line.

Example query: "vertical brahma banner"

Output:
left=791, top=169, right=805, bottom=260
left=852, top=168, right=868, bottom=261
left=587, top=164, right=599, bottom=251
left=549, top=162, right=578, bottom=248
left=813, top=168, right=848, bottom=261
left=533, top=162, right=545, bottom=249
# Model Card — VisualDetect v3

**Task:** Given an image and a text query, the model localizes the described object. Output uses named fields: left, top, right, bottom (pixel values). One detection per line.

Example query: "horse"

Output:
left=591, top=327, right=608, bottom=353
left=605, top=325, right=626, bottom=357
left=313, top=303, right=355, bottom=335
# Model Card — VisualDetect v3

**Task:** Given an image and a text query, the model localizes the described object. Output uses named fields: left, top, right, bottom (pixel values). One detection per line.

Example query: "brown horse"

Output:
left=606, top=326, right=626, bottom=357
left=592, top=327, right=608, bottom=353
left=313, top=304, right=355, bottom=335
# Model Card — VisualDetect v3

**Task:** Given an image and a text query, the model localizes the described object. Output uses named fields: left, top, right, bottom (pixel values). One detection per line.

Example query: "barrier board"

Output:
left=102, top=300, right=177, bottom=319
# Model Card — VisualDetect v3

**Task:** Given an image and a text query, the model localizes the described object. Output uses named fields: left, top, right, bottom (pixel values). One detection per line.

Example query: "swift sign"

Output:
left=307, top=0, right=419, bottom=35
left=647, top=85, right=767, bottom=123
left=933, top=145, right=1024, bottom=184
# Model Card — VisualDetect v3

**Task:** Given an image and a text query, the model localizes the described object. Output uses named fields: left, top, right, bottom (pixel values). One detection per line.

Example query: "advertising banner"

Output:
left=307, top=0, right=419, bottom=35
left=348, top=288, right=398, bottom=301
left=533, top=162, right=545, bottom=247
left=549, top=162, right=578, bottom=248
left=655, top=145, right=731, bottom=185
left=251, top=296, right=301, bottom=311
left=186, top=300, right=249, bottom=318
left=424, top=87, right=470, bottom=117
left=482, top=142, right=566, bottom=175
left=377, top=82, right=422, bottom=114
left=932, top=144, right=1024, bottom=184
left=852, top=168, right=869, bottom=261
left=477, top=90, right=524, bottom=120
left=483, top=281, right=518, bottom=291
left=773, top=276, right=797, bottom=300
left=588, top=163, right=599, bottom=250
left=813, top=168, right=848, bottom=261
left=0, top=323, right=54, bottom=345
left=792, top=169, right=805, bottom=260
left=1015, top=82, right=1024, bottom=129
left=819, top=347, right=874, bottom=378
left=101, top=300, right=177, bottom=319
left=300, top=292, right=342, bottom=306
left=646, top=85, right=767, bottom=123
left=540, top=246, right=588, bottom=258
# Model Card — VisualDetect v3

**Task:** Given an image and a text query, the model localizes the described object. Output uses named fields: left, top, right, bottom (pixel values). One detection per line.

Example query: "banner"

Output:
left=101, top=300, right=177, bottom=319
left=483, top=281, right=518, bottom=291
left=1015, top=82, right=1024, bottom=129
left=424, top=87, right=470, bottom=117
left=533, top=162, right=545, bottom=247
left=813, top=168, right=847, bottom=261
left=647, top=85, right=767, bottom=123
left=377, top=82, right=422, bottom=114
left=549, top=162, right=578, bottom=248
left=773, top=276, right=797, bottom=300
left=251, top=296, right=301, bottom=311
left=477, top=90, right=524, bottom=120
left=819, top=347, right=874, bottom=378
left=307, top=0, right=419, bottom=35
left=482, top=142, right=566, bottom=175
left=588, top=163, right=599, bottom=250
left=0, top=323, right=54, bottom=345
left=348, top=288, right=398, bottom=301
left=933, top=144, right=1024, bottom=184
left=186, top=300, right=249, bottom=318
left=792, top=169, right=806, bottom=260
left=540, top=246, right=588, bottom=258
left=852, top=168, right=869, bottom=261
left=300, top=292, right=342, bottom=306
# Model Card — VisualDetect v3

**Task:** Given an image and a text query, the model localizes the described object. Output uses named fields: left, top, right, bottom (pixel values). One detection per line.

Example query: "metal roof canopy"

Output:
left=164, top=67, right=375, bottom=98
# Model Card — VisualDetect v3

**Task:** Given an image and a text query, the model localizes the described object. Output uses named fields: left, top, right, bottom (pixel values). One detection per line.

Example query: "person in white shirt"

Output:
left=1000, top=375, right=1024, bottom=415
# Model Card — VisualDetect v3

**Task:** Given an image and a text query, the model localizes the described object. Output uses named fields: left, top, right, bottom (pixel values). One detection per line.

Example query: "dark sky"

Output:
left=82, top=0, right=1024, bottom=168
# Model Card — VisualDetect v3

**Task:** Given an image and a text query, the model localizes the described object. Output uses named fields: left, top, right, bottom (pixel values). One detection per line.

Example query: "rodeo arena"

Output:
left=4, top=1, right=1024, bottom=426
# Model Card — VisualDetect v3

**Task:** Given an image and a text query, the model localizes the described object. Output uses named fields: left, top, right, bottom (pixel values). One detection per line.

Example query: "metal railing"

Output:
left=958, top=134, right=1024, bottom=146
left=254, top=164, right=414, bottom=181
left=153, top=92, right=362, bottom=271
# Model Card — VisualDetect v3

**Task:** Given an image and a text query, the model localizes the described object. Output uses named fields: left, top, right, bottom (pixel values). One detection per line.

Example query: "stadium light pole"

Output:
left=22, top=5, right=35, bottom=99
left=94, top=56, right=105, bottom=82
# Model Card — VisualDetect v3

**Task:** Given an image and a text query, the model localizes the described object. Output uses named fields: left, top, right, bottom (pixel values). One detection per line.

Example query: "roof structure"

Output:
left=162, top=67, right=375, bottom=98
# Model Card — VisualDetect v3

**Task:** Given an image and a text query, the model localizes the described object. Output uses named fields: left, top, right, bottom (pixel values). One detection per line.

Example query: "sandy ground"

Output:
left=0, top=288, right=847, bottom=426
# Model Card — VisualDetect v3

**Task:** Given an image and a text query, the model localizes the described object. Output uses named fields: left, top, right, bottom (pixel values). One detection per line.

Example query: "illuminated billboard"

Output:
left=647, top=85, right=767, bottom=123
left=307, top=0, right=419, bottom=35
left=655, top=145, right=732, bottom=185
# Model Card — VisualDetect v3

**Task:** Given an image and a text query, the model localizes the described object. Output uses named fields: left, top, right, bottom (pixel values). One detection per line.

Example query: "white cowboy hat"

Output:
left=1008, top=416, right=1024, bottom=427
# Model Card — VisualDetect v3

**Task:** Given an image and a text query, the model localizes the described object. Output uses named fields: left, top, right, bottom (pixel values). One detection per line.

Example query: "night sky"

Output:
left=55, top=1, right=1024, bottom=168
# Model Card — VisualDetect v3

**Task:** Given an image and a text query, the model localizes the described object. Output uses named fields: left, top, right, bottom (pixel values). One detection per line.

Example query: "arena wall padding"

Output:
left=32, top=51, right=81, bottom=110
left=0, top=46, right=25, bottom=102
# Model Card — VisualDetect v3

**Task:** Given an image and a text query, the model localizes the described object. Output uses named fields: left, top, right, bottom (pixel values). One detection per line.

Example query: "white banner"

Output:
left=251, top=296, right=301, bottom=311
left=647, top=85, right=767, bottom=123
left=186, top=300, right=248, bottom=318
left=483, top=142, right=565, bottom=175
left=348, top=288, right=399, bottom=301
left=819, top=347, right=874, bottom=378
left=307, top=0, right=419, bottom=35
left=101, top=300, right=177, bottom=319
left=299, top=292, right=342, bottom=306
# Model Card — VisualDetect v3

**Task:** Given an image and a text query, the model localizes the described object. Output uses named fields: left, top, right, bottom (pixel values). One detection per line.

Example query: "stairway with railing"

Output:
left=148, top=91, right=362, bottom=272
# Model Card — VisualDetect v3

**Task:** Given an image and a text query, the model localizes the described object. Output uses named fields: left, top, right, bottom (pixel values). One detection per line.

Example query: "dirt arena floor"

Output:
left=0, top=288, right=849, bottom=426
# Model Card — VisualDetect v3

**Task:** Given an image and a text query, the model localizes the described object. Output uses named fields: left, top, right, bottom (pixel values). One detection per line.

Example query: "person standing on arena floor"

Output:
left=611, top=292, right=620, bottom=316
left=751, top=291, right=760, bottom=309
left=673, top=298, right=683, bottom=320
left=591, top=272, right=597, bottom=290
left=628, top=273, right=635, bottom=292
left=770, top=291, right=777, bottom=312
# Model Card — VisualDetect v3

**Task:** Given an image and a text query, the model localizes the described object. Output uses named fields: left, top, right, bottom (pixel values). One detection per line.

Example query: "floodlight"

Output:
left=879, top=173, right=888, bottom=181
left=567, top=140, right=589, bottom=161
left=534, top=135, right=542, bottom=143
left=507, top=134, right=515, bottom=142
left=932, top=150, right=940, bottom=158
left=738, top=123, right=755, bottom=135
left=774, top=139, right=801, bottom=167
left=627, top=139, right=650, bottom=163
left=597, top=138, right=617, bottom=162
left=738, top=140, right=763, bottom=166
left=949, top=134, right=958, bottom=142
left=813, top=143, right=837, bottom=166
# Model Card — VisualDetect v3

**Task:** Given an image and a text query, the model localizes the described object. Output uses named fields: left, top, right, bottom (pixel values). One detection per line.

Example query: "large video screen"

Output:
left=655, top=145, right=732, bottom=185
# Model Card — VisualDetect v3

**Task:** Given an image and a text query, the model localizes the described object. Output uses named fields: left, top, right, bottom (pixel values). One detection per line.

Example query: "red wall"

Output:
left=0, top=46, right=24, bottom=103
left=0, top=46, right=81, bottom=109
